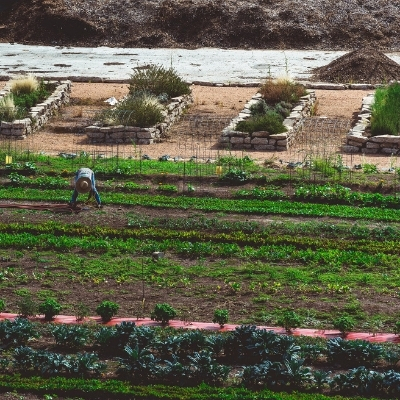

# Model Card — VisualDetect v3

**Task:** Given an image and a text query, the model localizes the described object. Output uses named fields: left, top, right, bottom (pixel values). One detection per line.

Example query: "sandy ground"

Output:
left=3, top=83, right=397, bottom=170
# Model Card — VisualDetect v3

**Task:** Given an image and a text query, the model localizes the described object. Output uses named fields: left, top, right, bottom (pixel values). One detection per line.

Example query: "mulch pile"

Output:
left=311, top=48, right=400, bottom=84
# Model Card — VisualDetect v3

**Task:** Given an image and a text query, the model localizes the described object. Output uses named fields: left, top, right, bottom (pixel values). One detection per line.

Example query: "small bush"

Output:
left=276, top=309, right=303, bottom=333
left=96, top=300, right=119, bottom=323
left=17, top=294, right=37, bottom=318
left=235, top=111, right=287, bottom=134
left=38, top=298, right=62, bottom=321
left=98, top=91, right=164, bottom=128
left=151, top=303, right=177, bottom=325
left=129, top=64, right=191, bottom=98
left=259, top=78, right=307, bottom=105
left=333, top=313, right=355, bottom=336
left=213, top=309, right=229, bottom=328
left=371, top=82, right=400, bottom=136
left=10, top=75, right=39, bottom=95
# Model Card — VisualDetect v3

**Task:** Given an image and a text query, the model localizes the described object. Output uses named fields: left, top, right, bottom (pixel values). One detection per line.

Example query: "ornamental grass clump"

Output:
left=129, top=64, right=191, bottom=99
left=0, top=94, right=18, bottom=121
left=259, top=77, right=307, bottom=105
left=97, top=91, right=164, bottom=128
left=10, top=75, right=39, bottom=95
left=371, top=82, right=400, bottom=136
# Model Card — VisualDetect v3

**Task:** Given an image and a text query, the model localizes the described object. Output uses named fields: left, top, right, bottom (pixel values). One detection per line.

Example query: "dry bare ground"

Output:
left=9, top=83, right=397, bottom=171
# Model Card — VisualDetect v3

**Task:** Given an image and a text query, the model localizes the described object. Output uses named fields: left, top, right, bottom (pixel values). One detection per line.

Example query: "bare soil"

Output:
left=2, top=0, right=400, bottom=51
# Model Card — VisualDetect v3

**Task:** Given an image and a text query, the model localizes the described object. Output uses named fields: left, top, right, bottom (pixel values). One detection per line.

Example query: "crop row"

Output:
left=2, top=187, right=400, bottom=222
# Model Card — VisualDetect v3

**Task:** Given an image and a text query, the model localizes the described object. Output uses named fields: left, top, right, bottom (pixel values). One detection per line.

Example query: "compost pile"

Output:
left=311, top=48, right=400, bottom=84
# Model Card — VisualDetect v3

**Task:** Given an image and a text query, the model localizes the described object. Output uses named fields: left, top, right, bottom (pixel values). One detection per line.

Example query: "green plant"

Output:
left=212, top=309, right=229, bottom=328
left=51, top=324, right=91, bottom=348
left=16, top=293, right=37, bottom=318
left=73, top=302, right=90, bottom=321
left=129, top=64, right=191, bottom=98
left=0, top=93, right=18, bottom=121
left=97, top=91, right=164, bottom=128
left=38, top=298, right=62, bottom=321
left=151, top=303, right=177, bottom=325
left=221, top=168, right=251, bottom=184
left=96, top=300, right=119, bottom=322
left=332, top=313, right=355, bottom=336
left=0, top=318, right=40, bottom=346
left=276, top=309, right=303, bottom=333
left=235, top=110, right=287, bottom=134
left=371, top=82, right=400, bottom=136
left=0, top=299, right=5, bottom=312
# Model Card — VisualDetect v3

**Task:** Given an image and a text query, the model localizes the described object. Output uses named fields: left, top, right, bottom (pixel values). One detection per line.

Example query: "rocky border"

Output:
left=0, top=80, right=71, bottom=140
left=85, top=94, right=192, bottom=144
left=343, top=92, right=400, bottom=155
left=219, top=91, right=316, bottom=151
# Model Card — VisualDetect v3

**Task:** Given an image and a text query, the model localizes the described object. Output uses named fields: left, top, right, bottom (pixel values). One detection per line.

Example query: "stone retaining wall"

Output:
left=219, top=91, right=316, bottom=151
left=343, top=93, right=400, bottom=155
left=85, top=94, right=192, bottom=144
left=0, top=80, right=71, bottom=139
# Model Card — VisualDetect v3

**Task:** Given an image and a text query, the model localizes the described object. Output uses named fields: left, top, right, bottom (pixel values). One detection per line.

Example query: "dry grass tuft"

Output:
left=259, top=78, right=306, bottom=105
left=10, top=75, right=39, bottom=95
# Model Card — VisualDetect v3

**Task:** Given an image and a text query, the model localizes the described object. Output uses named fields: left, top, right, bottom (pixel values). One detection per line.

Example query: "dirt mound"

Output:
left=311, top=48, right=400, bottom=84
left=2, top=0, right=400, bottom=50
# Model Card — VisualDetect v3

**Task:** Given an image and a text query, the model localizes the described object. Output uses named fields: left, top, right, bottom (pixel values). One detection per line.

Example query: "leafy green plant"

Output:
left=97, top=91, right=164, bottom=128
left=129, top=64, right=191, bottom=98
left=235, top=110, right=287, bottom=134
left=0, top=318, right=40, bottom=346
left=151, top=303, right=177, bottom=325
left=212, top=309, right=229, bottom=328
left=16, top=293, right=37, bottom=318
left=157, top=183, right=178, bottom=193
left=73, top=301, right=90, bottom=322
left=333, top=313, right=355, bottom=336
left=51, top=324, right=91, bottom=348
left=38, top=298, right=62, bottom=321
left=371, top=82, right=400, bottom=136
left=221, top=168, right=251, bottom=184
left=96, top=300, right=119, bottom=323
left=276, top=309, right=303, bottom=333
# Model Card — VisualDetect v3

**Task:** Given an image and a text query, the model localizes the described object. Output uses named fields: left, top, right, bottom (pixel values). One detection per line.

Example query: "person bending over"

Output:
left=69, top=167, right=101, bottom=208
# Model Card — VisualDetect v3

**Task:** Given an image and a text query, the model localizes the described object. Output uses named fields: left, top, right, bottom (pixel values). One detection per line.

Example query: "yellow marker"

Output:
left=216, top=166, right=223, bottom=175
left=5, top=155, right=12, bottom=164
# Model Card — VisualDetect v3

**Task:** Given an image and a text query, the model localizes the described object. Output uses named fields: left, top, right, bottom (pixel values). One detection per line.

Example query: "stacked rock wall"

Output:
left=343, top=93, right=400, bottom=155
left=0, top=80, right=71, bottom=139
left=219, top=91, right=316, bottom=151
left=85, top=94, right=192, bottom=144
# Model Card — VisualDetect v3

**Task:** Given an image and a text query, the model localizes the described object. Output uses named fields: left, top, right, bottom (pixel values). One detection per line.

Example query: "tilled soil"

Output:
left=2, top=0, right=400, bottom=51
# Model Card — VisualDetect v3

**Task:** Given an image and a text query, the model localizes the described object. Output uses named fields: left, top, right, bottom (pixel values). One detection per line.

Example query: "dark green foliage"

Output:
left=371, top=82, right=400, bottom=136
left=249, top=99, right=269, bottom=116
left=13, top=80, right=50, bottom=110
left=327, top=337, right=384, bottom=368
left=235, top=110, right=287, bottom=134
left=0, top=299, right=5, bottom=312
left=50, top=324, right=91, bottom=348
left=212, top=309, right=229, bottom=328
left=129, top=64, right=191, bottom=98
left=38, top=298, right=61, bottom=321
left=151, top=303, right=177, bottom=325
left=276, top=309, right=303, bottom=333
left=235, top=186, right=288, bottom=200
left=0, top=318, right=40, bottom=346
left=16, top=293, right=37, bottom=318
left=332, top=314, right=355, bottom=336
left=221, top=168, right=251, bottom=184
left=96, top=300, right=119, bottom=322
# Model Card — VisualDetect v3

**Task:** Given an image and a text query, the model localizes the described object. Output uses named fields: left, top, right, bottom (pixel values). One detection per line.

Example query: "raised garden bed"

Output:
left=220, top=91, right=316, bottom=151
left=0, top=79, right=71, bottom=139
left=344, top=92, right=400, bottom=155
left=84, top=94, right=192, bottom=144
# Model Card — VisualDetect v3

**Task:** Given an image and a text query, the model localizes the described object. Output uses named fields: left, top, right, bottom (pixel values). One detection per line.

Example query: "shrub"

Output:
left=129, top=64, right=191, bottom=98
left=38, top=298, right=62, bottom=321
left=10, top=75, right=39, bottom=95
left=151, top=303, right=177, bottom=325
left=235, top=111, right=287, bottom=134
left=212, top=309, right=229, bottom=328
left=276, top=309, right=303, bottom=333
left=17, top=293, right=37, bottom=318
left=259, top=78, right=307, bottom=105
left=371, top=82, right=400, bottom=136
left=98, top=91, right=164, bottom=128
left=333, top=313, right=355, bottom=336
left=96, top=300, right=119, bottom=322
left=73, top=302, right=90, bottom=321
